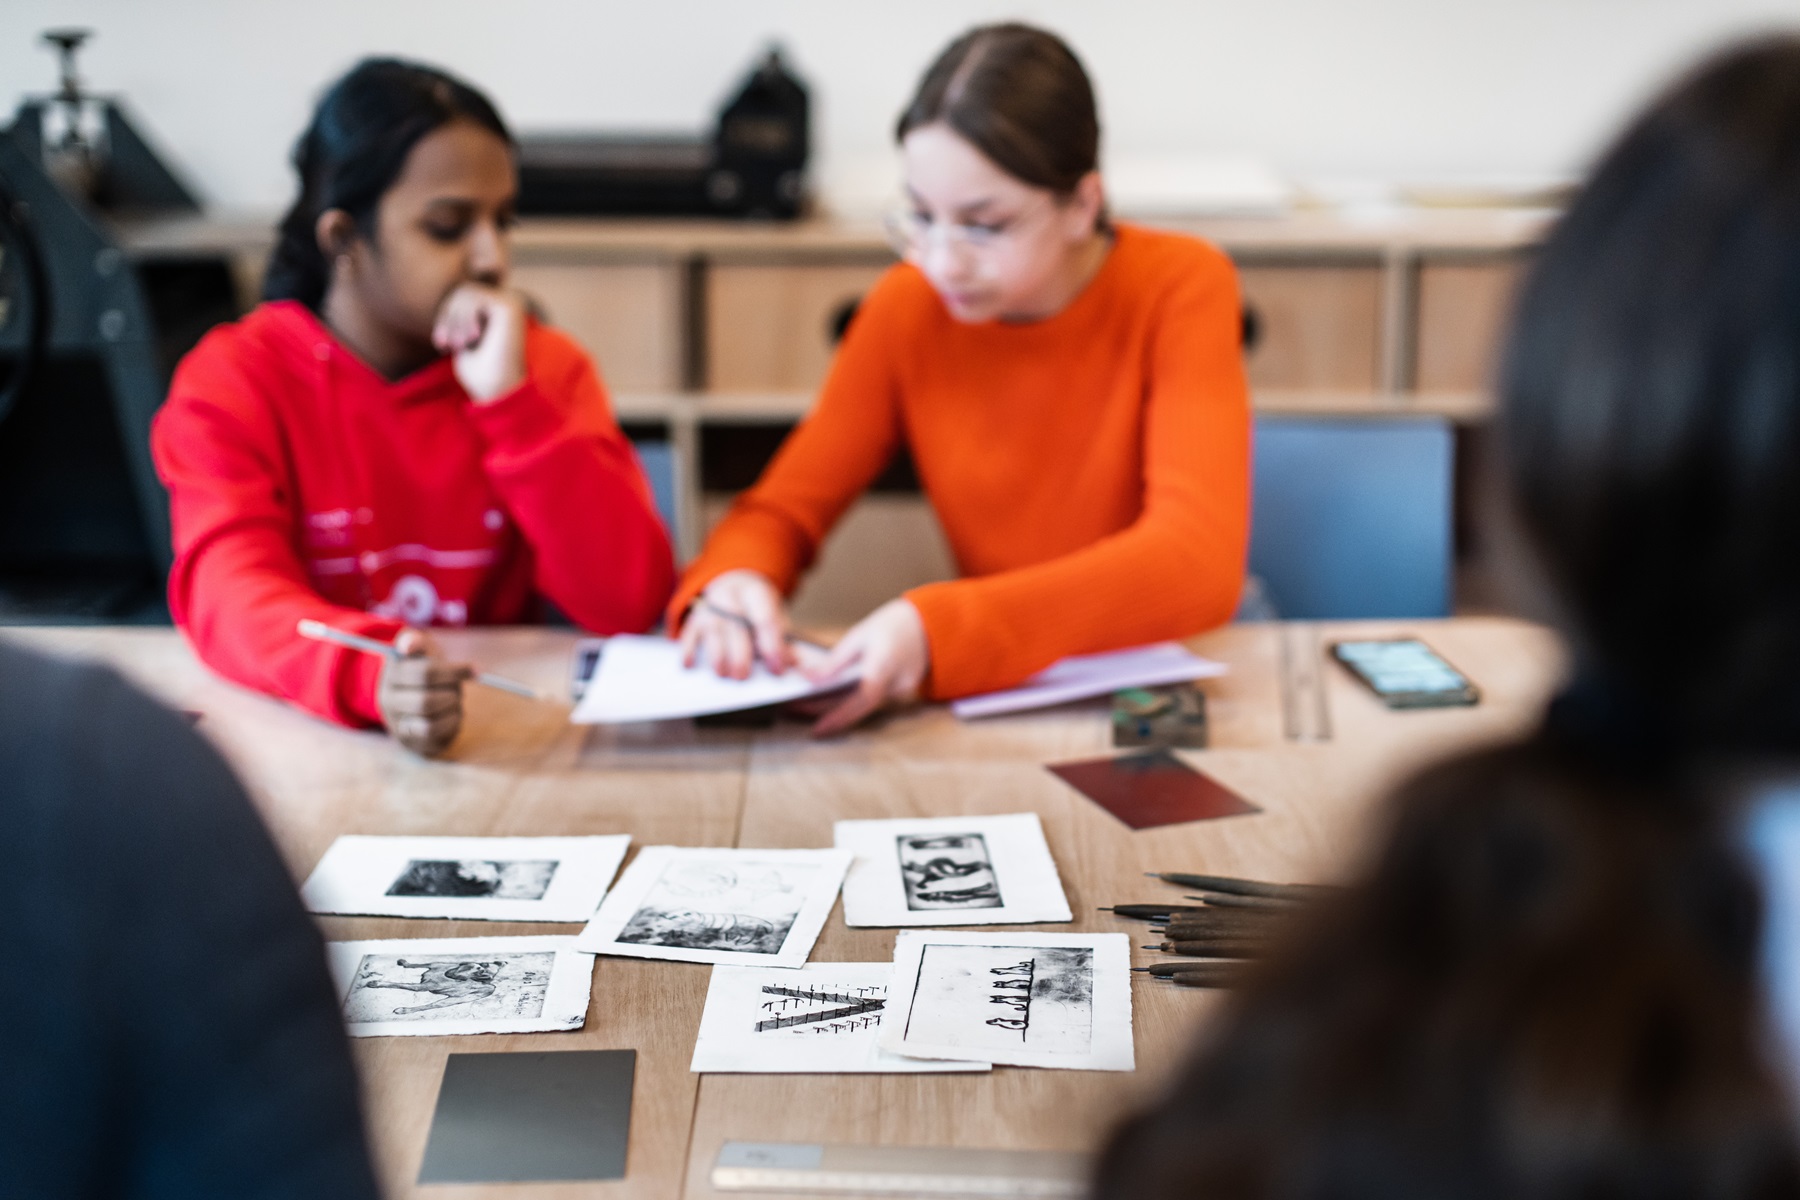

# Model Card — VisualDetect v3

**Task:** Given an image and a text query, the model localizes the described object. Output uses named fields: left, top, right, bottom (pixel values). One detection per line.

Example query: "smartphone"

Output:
left=1330, top=638, right=1479, bottom=709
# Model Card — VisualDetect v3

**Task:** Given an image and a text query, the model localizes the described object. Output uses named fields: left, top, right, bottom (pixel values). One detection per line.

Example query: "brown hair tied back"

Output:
left=896, top=23, right=1101, bottom=198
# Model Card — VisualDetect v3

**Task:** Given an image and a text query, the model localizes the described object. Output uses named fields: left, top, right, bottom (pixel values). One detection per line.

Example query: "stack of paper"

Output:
left=570, top=635, right=854, bottom=725
left=952, top=642, right=1226, bottom=719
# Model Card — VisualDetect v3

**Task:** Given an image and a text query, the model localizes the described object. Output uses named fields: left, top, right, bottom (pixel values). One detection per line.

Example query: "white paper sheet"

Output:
left=879, top=932, right=1134, bottom=1071
left=301, top=835, right=631, bottom=923
left=835, top=814, right=1072, bottom=928
left=326, top=936, right=594, bottom=1037
left=690, top=963, right=991, bottom=1074
left=575, top=846, right=852, bottom=968
left=570, top=634, right=854, bottom=725
left=950, top=643, right=1227, bottom=720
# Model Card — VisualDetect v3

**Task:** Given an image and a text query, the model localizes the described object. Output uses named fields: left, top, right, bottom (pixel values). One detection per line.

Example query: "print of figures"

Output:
left=897, top=833, right=1003, bottom=910
left=985, top=960, right=1034, bottom=1037
left=385, top=858, right=558, bottom=900
left=343, top=952, right=554, bottom=1023
left=614, top=859, right=817, bottom=955
left=902, top=944, right=1095, bottom=1055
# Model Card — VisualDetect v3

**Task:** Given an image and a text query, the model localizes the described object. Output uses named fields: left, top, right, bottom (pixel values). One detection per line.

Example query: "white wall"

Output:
left=4, top=0, right=1799, bottom=213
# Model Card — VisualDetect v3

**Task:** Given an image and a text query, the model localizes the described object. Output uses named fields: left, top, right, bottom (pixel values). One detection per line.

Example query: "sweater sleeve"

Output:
left=466, top=328, right=675, bottom=634
left=904, top=251, right=1251, bottom=699
left=153, top=346, right=397, bottom=728
left=666, top=271, right=910, bottom=628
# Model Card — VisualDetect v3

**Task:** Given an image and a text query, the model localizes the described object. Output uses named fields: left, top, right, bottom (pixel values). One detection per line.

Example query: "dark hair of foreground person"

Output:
left=1094, top=37, right=1800, bottom=1200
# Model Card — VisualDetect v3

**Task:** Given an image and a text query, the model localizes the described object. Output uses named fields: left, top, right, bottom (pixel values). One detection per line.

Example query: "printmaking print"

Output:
left=836, top=814, right=1071, bottom=927
left=897, top=834, right=1002, bottom=911
left=577, top=847, right=852, bottom=967
left=327, top=935, right=595, bottom=1037
left=756, top=981, right=888, bottom=1035
left=301, top=835, right=630, bottom=922
left=385, top=858, right=558, bottom=900
left=688, top=963, right=989, bottom=1074
left=878, top=932, right=1134, bottom=1070
left=342, top=952, right=554, bottom=1023
left=615, top=860, right=817, bottom=953
left=902, top=944, right=1093, bottom=1055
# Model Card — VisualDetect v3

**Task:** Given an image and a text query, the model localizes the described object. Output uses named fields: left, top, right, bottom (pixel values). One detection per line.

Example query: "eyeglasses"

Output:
left=882, top=201, right=1054, bottom=260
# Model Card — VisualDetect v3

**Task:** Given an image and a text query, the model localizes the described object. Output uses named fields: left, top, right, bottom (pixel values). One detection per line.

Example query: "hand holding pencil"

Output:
left=297, top=619, right=548, bottom=758
left=377, top=628, right=472, bottom=757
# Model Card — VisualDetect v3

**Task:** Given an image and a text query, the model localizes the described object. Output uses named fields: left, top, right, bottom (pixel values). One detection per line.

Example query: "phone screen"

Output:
left=1331, top=639, right=1478, bottom=708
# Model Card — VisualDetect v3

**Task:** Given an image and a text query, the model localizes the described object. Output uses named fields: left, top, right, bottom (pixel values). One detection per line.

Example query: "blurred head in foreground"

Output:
left=1094, top=37, right=1800, bottom=1200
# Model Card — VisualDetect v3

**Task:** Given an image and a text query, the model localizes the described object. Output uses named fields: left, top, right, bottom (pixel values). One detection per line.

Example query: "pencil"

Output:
left=296, top=619, right=547, bottom=701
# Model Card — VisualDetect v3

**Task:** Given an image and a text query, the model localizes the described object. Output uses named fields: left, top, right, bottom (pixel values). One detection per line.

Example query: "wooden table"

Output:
left=3, top=618, right=1563, bottom=1198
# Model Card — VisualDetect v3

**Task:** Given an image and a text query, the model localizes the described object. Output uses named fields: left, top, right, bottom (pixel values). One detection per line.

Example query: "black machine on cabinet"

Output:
left=0, top=29, right=222, bottom=622
left=517, top=48, right=810, bottom=219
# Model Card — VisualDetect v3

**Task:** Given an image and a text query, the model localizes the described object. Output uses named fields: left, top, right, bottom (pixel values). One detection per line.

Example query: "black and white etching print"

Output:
left=902, top=944, right=1094, bottom=1055
left=343, top=952, right=553, bottom=1022
left=385, top=859, right=558, bottom=900
left=616, top=859, right=817, bottom=954
left=755, top=982, right=887, bottom=1036
left=896, top=833, right=1003, bottom=911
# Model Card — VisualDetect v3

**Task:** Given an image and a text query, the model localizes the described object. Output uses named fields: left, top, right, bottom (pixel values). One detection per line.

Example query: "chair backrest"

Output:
left=631, top=440, right=680, bottom=541
left=1248, top=414, right=1454, bottom=620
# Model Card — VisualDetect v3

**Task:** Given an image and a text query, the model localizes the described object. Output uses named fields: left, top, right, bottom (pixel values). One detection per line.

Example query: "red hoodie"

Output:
left=153, top=300, right=674, bottom=727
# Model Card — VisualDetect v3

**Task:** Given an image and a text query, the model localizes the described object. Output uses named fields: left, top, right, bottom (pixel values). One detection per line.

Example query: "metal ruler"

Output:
left=711, top=1142, right=1091, bottom=1197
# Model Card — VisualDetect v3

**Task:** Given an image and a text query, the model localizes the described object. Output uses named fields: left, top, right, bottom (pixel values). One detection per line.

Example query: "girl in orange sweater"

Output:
left=675, top=23, right=1250, bottom=734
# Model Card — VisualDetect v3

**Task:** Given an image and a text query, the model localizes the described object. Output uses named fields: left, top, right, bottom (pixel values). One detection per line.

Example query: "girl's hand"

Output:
left=678, top=570, right=793, bottom=679
left=435, top=283, right=528, bottom=403
left=806, top=599, right=929, bottom=737
left=377, top=628, right=472, bottom=757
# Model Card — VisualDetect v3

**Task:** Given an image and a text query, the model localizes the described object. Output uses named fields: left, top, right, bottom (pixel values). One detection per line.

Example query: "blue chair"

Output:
left=630, top=440, right=680, bottom=541
left=1246, top=415, right=1454, bottom=619
left=539, top=439, right=681, bottom=630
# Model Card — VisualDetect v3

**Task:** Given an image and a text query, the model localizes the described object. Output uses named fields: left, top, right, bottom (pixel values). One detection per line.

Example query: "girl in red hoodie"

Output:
left=153, top=59, right=674, bottom=754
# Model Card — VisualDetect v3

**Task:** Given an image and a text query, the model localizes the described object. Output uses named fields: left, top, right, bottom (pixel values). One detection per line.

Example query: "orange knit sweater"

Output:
left=671, top=223, right=1251, bottom=700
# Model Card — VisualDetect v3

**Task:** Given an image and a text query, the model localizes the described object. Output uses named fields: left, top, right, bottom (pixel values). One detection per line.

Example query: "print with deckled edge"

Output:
left=902, top=944, right=1094, bottom=1054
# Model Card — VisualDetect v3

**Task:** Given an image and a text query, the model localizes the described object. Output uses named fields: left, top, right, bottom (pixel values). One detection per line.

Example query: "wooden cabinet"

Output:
left=1237, top=260, right=1385, bottom=390
left=1413, top=254, right=1529, bottom=392
left=706, top=257, right=892, bottom=390
left=511, top=258, right=685, bottom=390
